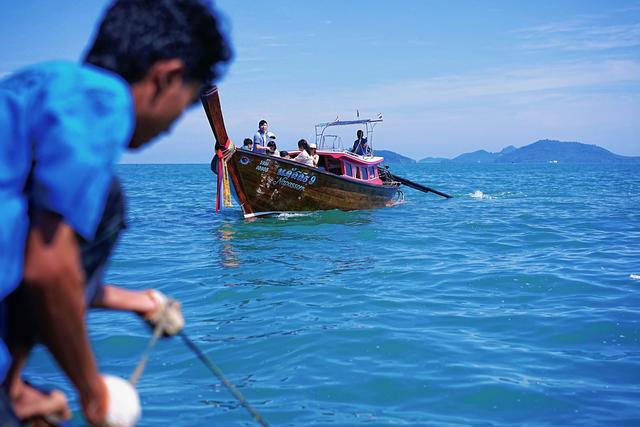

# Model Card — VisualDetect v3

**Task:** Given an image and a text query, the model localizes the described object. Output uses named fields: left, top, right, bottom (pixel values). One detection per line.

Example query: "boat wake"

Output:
left=388, top=198, right=406, bottom=207
left=470, top=190, right=493, bottom=200
left=274, top=212, right=316, bottom=220
left=630, top=274, right=640, bottom=280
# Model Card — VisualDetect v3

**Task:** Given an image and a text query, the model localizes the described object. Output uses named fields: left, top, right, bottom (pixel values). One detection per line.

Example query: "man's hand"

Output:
left=144, top=290, right=185, bottom=336
left=93, top=286, right=185, bottom=337
left=9, top=379, right=72, bottom=422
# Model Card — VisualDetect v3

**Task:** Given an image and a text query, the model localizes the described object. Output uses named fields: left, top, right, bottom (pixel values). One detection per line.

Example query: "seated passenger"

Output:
left=240, top=138, right=253, bottom=151
left=293, top=139, right=315, bottom=167
left=266, top=140, right=278, bottom=156
left=279, top=150, right=291, bottom=159
left=309, top=143, right=319, bottom=167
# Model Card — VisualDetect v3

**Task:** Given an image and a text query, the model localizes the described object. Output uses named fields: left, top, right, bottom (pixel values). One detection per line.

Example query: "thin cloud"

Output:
left=515, top=17, right=640, bottom=51
left=354, top=59, right=640, bottom=109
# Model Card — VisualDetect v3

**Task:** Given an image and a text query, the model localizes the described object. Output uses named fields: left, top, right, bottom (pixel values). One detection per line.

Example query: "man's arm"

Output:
left=22, top=211, right=108, bottom=425
left=253, top=133, right=267, bottom=151
left=92, top=285, right=156, bottom=316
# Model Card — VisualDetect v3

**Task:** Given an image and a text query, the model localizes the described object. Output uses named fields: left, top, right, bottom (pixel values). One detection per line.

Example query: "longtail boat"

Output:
left=201, top=86, right=449, bottom=218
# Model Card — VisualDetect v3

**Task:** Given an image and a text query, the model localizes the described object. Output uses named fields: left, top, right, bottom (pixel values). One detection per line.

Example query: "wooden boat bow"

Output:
left=201, top=86, right=254, bottom=214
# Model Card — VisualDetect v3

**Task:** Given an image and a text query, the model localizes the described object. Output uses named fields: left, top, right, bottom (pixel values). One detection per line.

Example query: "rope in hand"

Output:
left=129, top=301, right=172, bottom=386
left=25, top=303, right=171, bottom=427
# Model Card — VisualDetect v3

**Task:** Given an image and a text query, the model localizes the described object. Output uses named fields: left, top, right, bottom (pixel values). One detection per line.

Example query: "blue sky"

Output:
left=1, top=1, right=639, bottom=162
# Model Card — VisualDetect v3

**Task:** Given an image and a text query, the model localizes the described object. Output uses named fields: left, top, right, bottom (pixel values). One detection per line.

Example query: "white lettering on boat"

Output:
left=276, top=167, right=316, bottom=185
left=275, top=177, right=306, bottom=191
left=255, top=159, right=270, bottom=173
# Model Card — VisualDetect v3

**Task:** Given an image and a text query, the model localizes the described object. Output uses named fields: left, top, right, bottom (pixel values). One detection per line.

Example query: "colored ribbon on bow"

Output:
left=215, top=139, right=235, bottom=212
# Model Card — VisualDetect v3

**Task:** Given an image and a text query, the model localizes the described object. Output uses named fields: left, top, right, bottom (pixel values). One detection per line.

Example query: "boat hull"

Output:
left=227, top=150, right=400, bottom=217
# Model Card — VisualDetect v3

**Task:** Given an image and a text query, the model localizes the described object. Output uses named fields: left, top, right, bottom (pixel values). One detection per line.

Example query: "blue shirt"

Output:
left=253, top=130, right=266, bottom=154
left=0, top=61, right=134, bottom=380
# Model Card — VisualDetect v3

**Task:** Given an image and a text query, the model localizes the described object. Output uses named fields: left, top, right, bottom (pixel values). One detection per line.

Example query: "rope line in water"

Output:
left=179, top=331, right=270, bottom=427
left=129, top=302, right=269, bottom=426
left=130, top=310, right=168, bottom=386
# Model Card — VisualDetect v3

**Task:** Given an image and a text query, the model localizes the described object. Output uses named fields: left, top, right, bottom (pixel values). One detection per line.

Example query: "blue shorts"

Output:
left=80, top=178, right=127, bottom=305
left=0, top=387, right=22, bottom=426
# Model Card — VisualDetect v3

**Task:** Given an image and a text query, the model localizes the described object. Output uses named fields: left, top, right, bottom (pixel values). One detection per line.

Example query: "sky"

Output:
left=1, top=0, right=639, bottom=162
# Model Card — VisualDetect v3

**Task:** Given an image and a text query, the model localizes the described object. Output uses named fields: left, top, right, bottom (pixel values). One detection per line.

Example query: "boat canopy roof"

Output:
left=315, top=116, right=383, bottom=155
left=315, top=118, right=383, bottom=128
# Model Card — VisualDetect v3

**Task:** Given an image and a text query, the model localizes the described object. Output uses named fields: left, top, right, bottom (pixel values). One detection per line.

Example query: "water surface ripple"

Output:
left=25, top=163, right=640, bottom=426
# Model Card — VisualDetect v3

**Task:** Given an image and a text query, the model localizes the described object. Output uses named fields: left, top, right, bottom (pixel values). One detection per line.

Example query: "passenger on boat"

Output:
left=268, top=133, right=278, bottom=152
left=293, top=139, right=315, bottom=167
left=266, top=140, right=278, bottom=156
left=240, top=138, right=253, bottom=151
left=280, top=150, right=291, bottom=159
left=309, top=143, right=320, bottom=167
left=351, top=130, right=371, bottom=156
left=0, top=0, right=230, bottom=424
left=252, top=120, right=268, bottom=153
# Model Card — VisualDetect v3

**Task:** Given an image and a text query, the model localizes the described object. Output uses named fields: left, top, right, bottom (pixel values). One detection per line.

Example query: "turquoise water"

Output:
left=25, top=163, right=640, bottom=426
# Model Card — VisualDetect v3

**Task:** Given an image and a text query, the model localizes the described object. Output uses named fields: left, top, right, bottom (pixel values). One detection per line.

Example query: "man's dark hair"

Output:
left=259, top=120, right=267, bottom=127
left=297, top=139, right=309, bottom=150
left=84, top=0, right=232, bottom=84
left=243, top=138, right=252, bottom=146
left=280, top=150, right=289, bottom=157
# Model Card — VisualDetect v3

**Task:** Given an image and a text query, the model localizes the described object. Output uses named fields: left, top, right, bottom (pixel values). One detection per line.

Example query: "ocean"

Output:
left=24, top=162, right=640, bottom=426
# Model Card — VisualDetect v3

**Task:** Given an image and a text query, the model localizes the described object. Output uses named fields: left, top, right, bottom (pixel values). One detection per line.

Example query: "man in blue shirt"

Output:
left=253, top=119, right=269, bottom=153
left=0, top=0, right=231, bottom=424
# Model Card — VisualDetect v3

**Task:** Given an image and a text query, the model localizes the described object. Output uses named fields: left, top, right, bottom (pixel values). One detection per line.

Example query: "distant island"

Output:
left=437, top=145, right=517, bottom=163
left=377, top=139, right=640, bottom=164
left=495, top=140, right=639, bottom=164
left=375, top=150, right=416, bottom=164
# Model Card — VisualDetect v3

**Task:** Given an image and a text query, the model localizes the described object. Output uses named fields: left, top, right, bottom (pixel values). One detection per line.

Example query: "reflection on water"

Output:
left=212, top=209, right=376, bottom=275
left=217, top=223, right=239, bottom=268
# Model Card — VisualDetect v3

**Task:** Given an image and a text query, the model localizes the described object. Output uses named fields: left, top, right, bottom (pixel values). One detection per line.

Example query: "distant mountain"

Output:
left=449, top=149, right=496, bottom=163
left=448, top=145, right=517, bottom=163
left=496, top=140, right=640, bottom=163
left=419, top=156, right=449, bottom=163
left=376, top=150, right=416, bottom=163
left=500, top=145, right=518, bottom=155
left=374, top=140, right=638, bottom=165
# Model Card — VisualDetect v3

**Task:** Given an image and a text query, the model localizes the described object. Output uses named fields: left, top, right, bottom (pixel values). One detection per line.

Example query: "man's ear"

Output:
left=130, top=59, right=188, bottom=123
left=146, top=59, right=186, bottom=102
